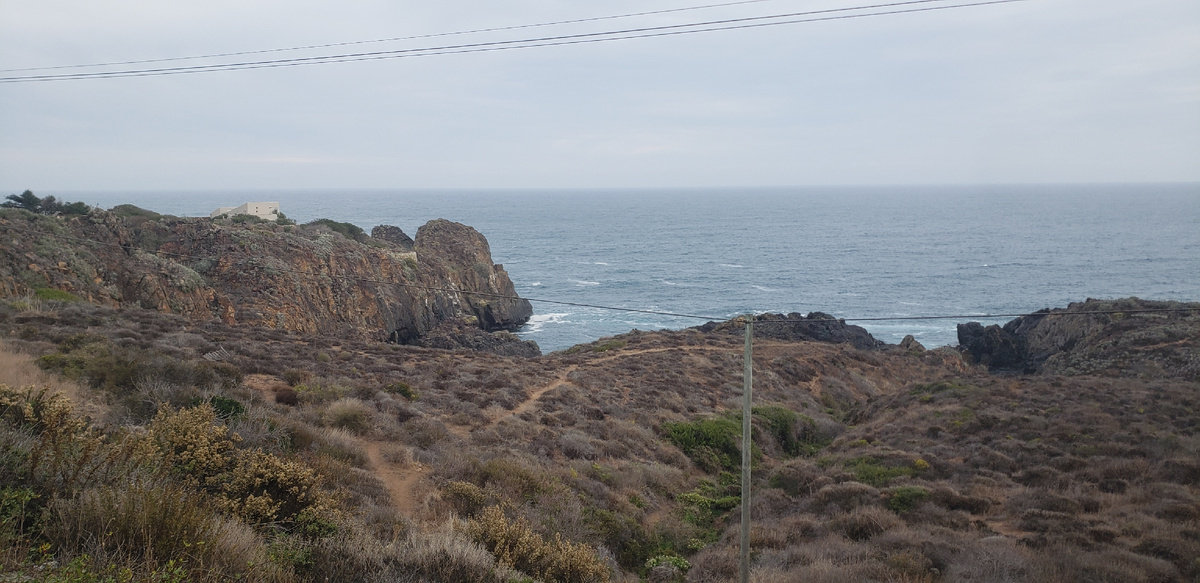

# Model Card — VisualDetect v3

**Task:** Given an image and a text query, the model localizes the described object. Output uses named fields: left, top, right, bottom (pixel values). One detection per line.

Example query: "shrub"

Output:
left=275, top=387, right=299, bottom=406
left=307, top=219, right=367, bottom=242
left=33, top=288, right=81, bottom=302
left=150, top=405, right=238, bottom=487
left=44, top=483, right=288, bottom=581
left=844, top=456, right=913, bottom=487
left=398, top=529, right=508, bottom=583
left=463, top=505, right=609, bottom=583
left=205, top=395, right=246, bottom=420
left=662, top=416, right=759, bottom=473
left=444, top=480, right=488, bottom=516
left=385, top=381, right=420, bottom=401
left=828, top=507, right=902, bottom=541
left=222, top=449, right=330, bottom=527
left=886, top=486, right=930, bottom=513
left=325, top=398, right=372, bottom=434
left=811, top=482, right=880, bottom=513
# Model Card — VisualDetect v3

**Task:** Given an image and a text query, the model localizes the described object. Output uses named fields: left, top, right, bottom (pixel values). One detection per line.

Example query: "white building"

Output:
left=210, top=202, right=280, bottom=220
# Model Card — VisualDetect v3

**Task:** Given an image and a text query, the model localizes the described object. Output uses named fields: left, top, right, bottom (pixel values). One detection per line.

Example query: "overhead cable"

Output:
left=0, top=0, right=796, bottom=73
left=0, top=0, right=1026, bottom=83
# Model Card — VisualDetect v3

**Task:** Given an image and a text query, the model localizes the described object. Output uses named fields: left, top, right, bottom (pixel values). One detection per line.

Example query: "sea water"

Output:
left=53, top=184, right=1200, bottom=352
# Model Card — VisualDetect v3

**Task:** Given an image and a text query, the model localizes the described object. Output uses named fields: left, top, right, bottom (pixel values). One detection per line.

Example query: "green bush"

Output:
left=662, top=417, right=759, bottom=473
left=206, top=396, right=246, bottom=420
left=307, top=219, right=367, bottom=242
left=33, top=288, right=82, bottom=302
left=886, top=485, right=930, bottom=513
left=385, top=382, right=419, bottom=401
left=110, top=204, right=162, bottom=219
left=844, top=457, right=913, bottom=487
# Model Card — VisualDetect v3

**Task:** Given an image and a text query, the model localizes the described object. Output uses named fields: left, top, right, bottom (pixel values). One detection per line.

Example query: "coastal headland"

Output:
left=0, top=199, right=1197, bottom=582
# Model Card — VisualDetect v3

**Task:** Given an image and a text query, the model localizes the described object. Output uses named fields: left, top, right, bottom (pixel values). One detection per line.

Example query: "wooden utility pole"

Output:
left=741, top=318, right=753, bottom=583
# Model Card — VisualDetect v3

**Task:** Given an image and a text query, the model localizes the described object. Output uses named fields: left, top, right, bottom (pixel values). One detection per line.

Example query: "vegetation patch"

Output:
left=33, top=288, right=82, bottom=302
left=462, top=506, right=609, bottom=583
left=663, top=416, right=759, bottom=473
left=843, top=456, right=914, bottom=487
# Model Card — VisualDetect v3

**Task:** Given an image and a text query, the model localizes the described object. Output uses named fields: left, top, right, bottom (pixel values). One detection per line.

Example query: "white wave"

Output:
left=569, top=279, right=600, bottom=286
left=751, top=285, right=777, bottom=292
left=530, top=282, right=543, bottom=287
left=522, top=312, right=570, bottom=334
left=719, top=263, right=744, bottom=268
left=660, top=279, right=678, bottom=286
left=594, top=262, right=609, bottom=265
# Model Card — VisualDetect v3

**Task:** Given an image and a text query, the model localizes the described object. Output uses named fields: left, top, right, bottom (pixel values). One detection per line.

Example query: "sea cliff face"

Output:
left=0, top=207, right=533, bottom=349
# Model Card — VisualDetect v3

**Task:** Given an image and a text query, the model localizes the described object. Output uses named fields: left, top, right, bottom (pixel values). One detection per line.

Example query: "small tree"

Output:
left=2, top=190, right=41, bottom=212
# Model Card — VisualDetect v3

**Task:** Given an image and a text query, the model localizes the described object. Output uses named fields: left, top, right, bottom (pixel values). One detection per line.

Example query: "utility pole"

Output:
left=741, top=317, right=753, bottom=583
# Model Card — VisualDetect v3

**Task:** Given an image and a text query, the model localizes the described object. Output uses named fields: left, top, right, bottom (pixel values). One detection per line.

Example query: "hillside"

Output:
left=0, top=203, right=1197, bottom=582
left=0, top=203, right=533, bottom=352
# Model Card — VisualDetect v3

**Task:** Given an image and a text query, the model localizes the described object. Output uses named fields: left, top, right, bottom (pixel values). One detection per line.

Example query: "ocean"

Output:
left=50, top=184, right=1200, bottom=352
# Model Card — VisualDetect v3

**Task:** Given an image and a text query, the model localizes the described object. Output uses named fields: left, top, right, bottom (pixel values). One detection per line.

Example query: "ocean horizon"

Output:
left=31, top=183, right=1200, bottom=352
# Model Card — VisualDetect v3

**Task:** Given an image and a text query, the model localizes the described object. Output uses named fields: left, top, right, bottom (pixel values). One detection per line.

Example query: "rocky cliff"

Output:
left=957, top=297, right=1199, bottom=378
left=696, top=311, right=885, bottom=350
left=0, top=206, right=534, bottom=351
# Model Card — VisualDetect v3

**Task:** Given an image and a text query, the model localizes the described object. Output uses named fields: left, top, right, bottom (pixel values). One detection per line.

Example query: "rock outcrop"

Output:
left=958, top=298, right=1199, bottom=378
left=0, top=207, right=533, bottom=352
left=696, top=312, right=884, bottom=350
left=370, top=225, right=414, bottom=251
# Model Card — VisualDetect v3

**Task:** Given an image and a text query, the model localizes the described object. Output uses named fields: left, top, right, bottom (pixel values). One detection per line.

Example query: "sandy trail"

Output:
left=364, top=441, right=429, bottom=516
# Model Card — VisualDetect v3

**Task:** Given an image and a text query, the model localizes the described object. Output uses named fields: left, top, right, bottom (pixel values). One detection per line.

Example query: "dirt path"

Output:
left=364, top=441, right=429, bottom=517
left=478, top=342, right=807, bottom=432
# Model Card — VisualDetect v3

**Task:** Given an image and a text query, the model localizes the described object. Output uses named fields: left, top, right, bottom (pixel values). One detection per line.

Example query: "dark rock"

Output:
left=957, top=321, right=1027, bottom=371
left=370, top=225, right=414, bottom=251
left=413, top=318, right=541, bottom=357
left=956, top=298, right=1200, bottom=377
left=695, top=312, right=884, bottom=350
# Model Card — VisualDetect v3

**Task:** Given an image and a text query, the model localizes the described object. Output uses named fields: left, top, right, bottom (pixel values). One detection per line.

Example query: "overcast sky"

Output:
left=1, top=0, right=1197, bottom=190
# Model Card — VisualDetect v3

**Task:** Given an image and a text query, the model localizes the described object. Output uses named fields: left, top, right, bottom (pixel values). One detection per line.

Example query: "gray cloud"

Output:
left=1, top=0, right=1197, bottom=189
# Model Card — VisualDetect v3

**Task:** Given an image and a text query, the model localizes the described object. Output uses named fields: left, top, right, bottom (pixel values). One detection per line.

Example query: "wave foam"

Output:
left=522, top=312, right=570, bottom=334
left=570, top=279, right=600, bottom=286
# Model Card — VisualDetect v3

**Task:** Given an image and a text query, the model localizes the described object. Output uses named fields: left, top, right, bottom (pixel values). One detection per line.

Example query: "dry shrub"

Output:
left=151, top=404, right=238, bottom=487
left=397, top=527, right=509, bottom=583
left=222, top=449, right=332, bottom=526
left=46, top=483, right=292, bottom=582
left=324, top=397, right=373, bottom=434
left=274, top=386, right=299, bottom=406
left=810, top=481, right=880, bottom=514
left=444, top=480, right=489, bottom=516
left=463, top=505, right=610, bottom=583
left=828, top=507, right=903, bottom=541
left=380, top=443, right=415, bottom=467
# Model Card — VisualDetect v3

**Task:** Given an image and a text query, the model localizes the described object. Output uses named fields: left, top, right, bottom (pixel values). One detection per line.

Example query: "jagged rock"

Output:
left=957, top=321, right=1028, bottom=371
left=413, top=318, right=541, bottom=357
left=0, top=207, right=532, bottom=349
left=696, top=312, right=884, bottom=350
left=370, top=225, right=414, bottom=251
left=958, top=298, right=1200, bottom=377
left=899, top=335, right=926, bottom=353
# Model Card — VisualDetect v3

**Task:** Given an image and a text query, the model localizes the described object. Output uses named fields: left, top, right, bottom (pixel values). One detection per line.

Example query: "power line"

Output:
left=0, top=0, right=796, bottom=73
left=7, top=221, right=1199, bottom=326
left=0, top=0, right=1025, bottom=83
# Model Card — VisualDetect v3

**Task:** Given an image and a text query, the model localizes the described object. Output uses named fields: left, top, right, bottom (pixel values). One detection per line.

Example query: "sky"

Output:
left=1, top=0, right=1198, bottom=190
